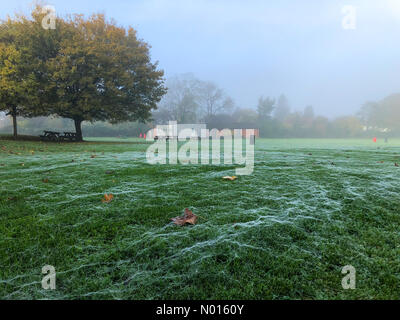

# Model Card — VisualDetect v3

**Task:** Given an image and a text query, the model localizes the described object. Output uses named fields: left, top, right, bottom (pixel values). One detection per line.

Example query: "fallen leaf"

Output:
left=42, top=178, right=49, bottom=183
left=395, top=163, right=399, bottom=167
left=102, top=193, right=114, bottom=203
left=222, top=176, right=237, bottom=181
left=171, top=208, right=198, bottom=226
left=91, top=154, right=97, bottom=158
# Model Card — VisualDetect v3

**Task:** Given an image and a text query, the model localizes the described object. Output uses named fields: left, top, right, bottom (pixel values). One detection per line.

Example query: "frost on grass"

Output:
left=1, top=139, right=400, bottom=299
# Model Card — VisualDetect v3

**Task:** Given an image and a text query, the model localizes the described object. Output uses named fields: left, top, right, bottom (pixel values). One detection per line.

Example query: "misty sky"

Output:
left=1, top=0, right=400, bottom=118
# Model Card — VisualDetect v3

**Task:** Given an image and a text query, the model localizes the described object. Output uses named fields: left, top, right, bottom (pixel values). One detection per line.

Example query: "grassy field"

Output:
left=1, top=138, right=400, bottom=299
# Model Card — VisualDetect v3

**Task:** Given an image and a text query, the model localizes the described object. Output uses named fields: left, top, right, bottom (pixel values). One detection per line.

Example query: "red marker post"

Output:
left=373, top=137, right=377, bottom=143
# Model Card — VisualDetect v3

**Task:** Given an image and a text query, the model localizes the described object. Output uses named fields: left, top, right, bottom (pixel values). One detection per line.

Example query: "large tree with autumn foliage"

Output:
left=0, top=6, right=166, bottom=141
left=0, top=15, right=41, bottom=138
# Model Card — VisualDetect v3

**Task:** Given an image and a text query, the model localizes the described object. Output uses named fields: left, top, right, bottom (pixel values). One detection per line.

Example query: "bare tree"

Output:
left=198, top=81, right=234, bottom=118
left=154, top=74, right=234, bottom=124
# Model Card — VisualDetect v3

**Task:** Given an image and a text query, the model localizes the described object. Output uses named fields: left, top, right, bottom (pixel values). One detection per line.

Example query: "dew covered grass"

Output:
left=1, top=138, right=400, bottom=299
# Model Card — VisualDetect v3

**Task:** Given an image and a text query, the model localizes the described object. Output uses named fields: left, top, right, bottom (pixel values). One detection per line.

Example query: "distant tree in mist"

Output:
left=199, top=81, right=234, bottom=118
left=153, top=73, right=200, bottom=124
left=232, top=108, right=258, bottom=127
left=332, top=116, right=363, bottom=138
left=154, top=74, right=234, bottom=124
left=273, top=94, right=291, bottom=121
left=257, top=96, right=275, bottom=120
left=358, top=101, right=379, bottom=129
left=303, top=105, right=315, bottom=121
left=378, top=94, right=400, bottom=130
left=313, top=116, right=330, bottom=137
left=357, top=93, right=400, bottom=135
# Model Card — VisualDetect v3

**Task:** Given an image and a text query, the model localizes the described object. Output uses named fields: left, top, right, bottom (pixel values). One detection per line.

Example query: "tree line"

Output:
left=0, top=5, right=165, bottom=141
left=153, top=74, right=400, bottom=138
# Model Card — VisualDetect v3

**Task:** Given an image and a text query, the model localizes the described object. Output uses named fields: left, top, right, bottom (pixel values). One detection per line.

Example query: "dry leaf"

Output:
left=222, top=176, right=237, bottom=181
left=42, top=178, right=49, bottom=183
left=102, top=193, right=114, bottom=203
left=171, top=208, right=198, bottom=226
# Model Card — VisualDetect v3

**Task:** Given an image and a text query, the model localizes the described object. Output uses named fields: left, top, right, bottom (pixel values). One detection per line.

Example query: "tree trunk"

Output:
left=74, top=118, right=83, bottom=142
left=11, top=106, right=17, bottom=139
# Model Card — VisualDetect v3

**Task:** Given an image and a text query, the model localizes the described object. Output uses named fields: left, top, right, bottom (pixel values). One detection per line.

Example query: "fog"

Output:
left=2, top=0, right=400, bottom=118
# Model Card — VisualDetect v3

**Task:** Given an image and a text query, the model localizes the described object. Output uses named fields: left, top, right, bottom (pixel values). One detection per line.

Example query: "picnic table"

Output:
left=40, top=131, right=78, bottom=142
left=40, top=131, right=61, bottom=142
left=61, top=132, right=78, bottom=142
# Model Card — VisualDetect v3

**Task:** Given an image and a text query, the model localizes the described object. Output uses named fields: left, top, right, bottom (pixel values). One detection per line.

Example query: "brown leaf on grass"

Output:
left=171, top=208, right=198, bottom=226
left=395, top=163, right=399, bottom=167
left=42, top=178, right=49, bottom=183
left=102, top=194, right=114, bottom=203
left=222, top=176, right=237, bottom=181
left=91, top=154, right=97, bottom=158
